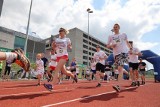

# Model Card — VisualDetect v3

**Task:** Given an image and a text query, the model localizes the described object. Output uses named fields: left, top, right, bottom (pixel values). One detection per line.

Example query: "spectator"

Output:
left=0, top=61, right=3, bottom=78
left=3, top=62, right=11, bottom=81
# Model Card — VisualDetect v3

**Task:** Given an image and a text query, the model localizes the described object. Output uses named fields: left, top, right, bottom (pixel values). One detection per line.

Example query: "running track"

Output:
left=0, top=80, right=160, bottom=107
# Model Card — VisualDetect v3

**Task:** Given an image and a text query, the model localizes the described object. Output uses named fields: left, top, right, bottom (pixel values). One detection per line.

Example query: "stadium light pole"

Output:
left=86, top=8, right=93, bottom=67
left=32, top=32, right=36, bottom=62
left=24, top=0, right=33, bottom=55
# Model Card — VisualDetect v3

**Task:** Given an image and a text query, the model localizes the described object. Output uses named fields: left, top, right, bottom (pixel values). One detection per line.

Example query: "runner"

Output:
left=128, top=41, right=142, bottom=86
left=0, top=48, right=30, bottom=72
left=106, top=23, right=132, bottom=92
left=41, top=53, right=49, bottom=79
left=90, top=58, right=96, bottom=80
left=93, top=45, right=107, bottom=87
left=104, top=61, right=112, bottom=82
left=138, top=58, right=146, bottom=85
left=35, top=53, right=44, bottom=86
left=44, top=28, right=78, bottom=91
left=70, top=58, right=77, bottom=83
left=47, top=49, right=57, bottom=82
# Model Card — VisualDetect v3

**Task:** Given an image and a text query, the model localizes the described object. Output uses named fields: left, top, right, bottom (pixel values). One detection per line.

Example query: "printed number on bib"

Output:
left=59, top=48, right=63, bottom=53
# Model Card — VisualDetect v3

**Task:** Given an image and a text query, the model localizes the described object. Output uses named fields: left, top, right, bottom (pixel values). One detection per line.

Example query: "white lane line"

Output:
left=0, top=88, right=17, bottom=90
left=41, top=86, right=138, bottom=107
left=0, top=88, right=75, bottom=98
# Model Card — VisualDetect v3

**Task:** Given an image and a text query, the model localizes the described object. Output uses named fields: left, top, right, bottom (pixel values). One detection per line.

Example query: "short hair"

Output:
left=129, top=41, right=133, bottom=44
left=96, top=45, right=100, bottom=48
left=114, top=23, right=120, bottom=29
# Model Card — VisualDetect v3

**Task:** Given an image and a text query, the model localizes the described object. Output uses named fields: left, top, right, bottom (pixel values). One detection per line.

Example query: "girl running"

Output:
left=35, top=53, right=44, bottom=86
left=47, top=49, right=57, bottom=82
left=44, top=28, right=78, bottom=91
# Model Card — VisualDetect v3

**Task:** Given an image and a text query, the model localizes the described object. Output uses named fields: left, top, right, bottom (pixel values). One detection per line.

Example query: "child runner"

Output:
left=90, top=58, right=96, bottom=80
left=128, top=41, right=142, bottom=86
left=107, top=23, right=132, bottom=92
left=138, top=58, right=146, bottom=85
left=47, top=49, right=57, bottom=82
left=93, top=45, right=108, bottom=87
left=44, top=28, right=78, bottom=91
left=35, top=53, right=44, bottom=86
left=70, top=58, right=77, bottom=83
left=0, top=48, right=30, bottom=72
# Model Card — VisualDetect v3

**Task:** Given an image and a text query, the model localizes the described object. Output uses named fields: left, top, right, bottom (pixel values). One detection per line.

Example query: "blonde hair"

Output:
left=36, top=53, right=42, bottom=58
left=59, top=27, right=69, bottom=34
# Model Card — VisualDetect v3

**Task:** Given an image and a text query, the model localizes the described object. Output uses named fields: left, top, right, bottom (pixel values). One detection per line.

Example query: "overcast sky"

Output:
left=0, top=0, right=160, bottom=68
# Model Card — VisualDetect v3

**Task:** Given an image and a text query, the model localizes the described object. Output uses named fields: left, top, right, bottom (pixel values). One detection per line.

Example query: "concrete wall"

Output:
left=0, top=31, right=15, bottom=49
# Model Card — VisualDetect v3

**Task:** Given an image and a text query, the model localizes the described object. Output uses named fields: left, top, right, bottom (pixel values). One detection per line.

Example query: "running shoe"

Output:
left=136, top=81, right=140, bottom=86
left=73, top=75, right=78, bottom=83
left=36, top=83, right=40, bottom=86
left=112, top=85, right=121, bottom=92
left=130, top=82, right=136, bottom=86
left=44, top=84, right=53, bottom=91
left=12, top=48, right=30, bottom=72
left=96, top=83, right=101, bottom=87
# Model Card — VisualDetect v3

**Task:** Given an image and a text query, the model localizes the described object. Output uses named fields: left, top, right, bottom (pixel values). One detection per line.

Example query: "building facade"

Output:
left=44, top=27, right=112, bottom=66
left=0, top=26, right=45, bottom=62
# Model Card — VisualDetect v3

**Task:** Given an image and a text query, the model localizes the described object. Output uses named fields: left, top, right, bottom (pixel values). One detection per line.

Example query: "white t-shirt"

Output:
left=36, top=59, right=44, bottom=71
left=76, top=67, right=79, bottom=74
left=107, top=33, right=129, bottom=55
left=49, top=54, right=57, bottom=67
left=86, top=69, right=90, bottom=74
left=90, top=62, right=96, bottom=70
left=93, top=50, right=107, bottom=65
left=55, top=37, right=71, bottom=57
left=128, top=47, right=140, bottom=63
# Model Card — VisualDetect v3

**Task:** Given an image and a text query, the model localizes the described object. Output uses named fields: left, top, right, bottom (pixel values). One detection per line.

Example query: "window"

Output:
left=83, top=50, right=88, bottom=54
left=83, top=56, right=88, bottom=60
left=92, top=43, right=97, bottom=47
left=83, top=61, right=87, bottom=65
left=83, top=44, right=88, bottom=49
left=89, top=37, right=91, bottom=40
left=89, top=42, right=91, bottom=45
left=89, top=52, right=91, bottom=55
left=89, top=57, right=91, bottom=60
left=83, top=33, right=88, bottom=39
left=46, top=44, right=49, bottom=47
left=92, top=48, right=96, bottom=52
left=92, top=53, right=94, bottom=56
left=83, top=39, right=88, bottom=44
left=14, top=36, right=26, bottom=50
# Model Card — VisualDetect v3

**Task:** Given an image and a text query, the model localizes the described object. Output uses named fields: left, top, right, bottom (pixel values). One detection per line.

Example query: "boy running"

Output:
left=93, top=45, right=108, bottom=87
left=107, top=23, right=131, bottom=92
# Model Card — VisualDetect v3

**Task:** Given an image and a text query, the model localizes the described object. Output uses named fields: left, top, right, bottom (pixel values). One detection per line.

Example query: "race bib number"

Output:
left=59, top=48, right=63, bottom=53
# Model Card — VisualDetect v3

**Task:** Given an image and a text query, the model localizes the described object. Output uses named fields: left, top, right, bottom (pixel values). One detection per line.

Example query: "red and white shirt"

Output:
left=49, top=54, right=57, bottom=67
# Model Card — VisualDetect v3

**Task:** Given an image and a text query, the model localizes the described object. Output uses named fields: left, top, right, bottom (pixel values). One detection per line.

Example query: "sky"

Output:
left=0, top=0, right=160, bottom=69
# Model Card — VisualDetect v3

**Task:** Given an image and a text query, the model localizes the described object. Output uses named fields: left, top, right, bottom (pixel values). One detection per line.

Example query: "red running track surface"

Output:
left=0, top=80, right=160, bottom=107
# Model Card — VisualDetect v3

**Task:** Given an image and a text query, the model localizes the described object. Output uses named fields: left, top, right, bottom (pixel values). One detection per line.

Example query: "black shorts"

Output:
left=91, top=69, right=96, bottom=74
left=129, top=62, right=139, bottom=70
left=96, top=63, right=105, bottom=73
